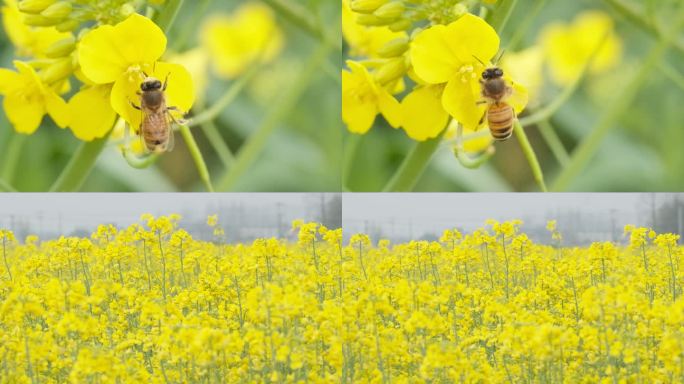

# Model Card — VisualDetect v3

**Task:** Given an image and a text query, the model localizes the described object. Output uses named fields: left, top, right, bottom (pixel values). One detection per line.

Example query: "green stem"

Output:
left=454, top=122, right=495, bottom=169
left=155, top=0, right=185, bottom=33
left=121, top=150, right=161, bottom=169
left=216, top=43, right=331, bottom=191
left=506, top=0, right=547, bottom=50
left=552, top=38, right=671, bottom=191
left=0, top=179, right=17, bottom=192
left=488, top=0, right=519, bottom=34
left=49, top=132, right=112, bottom=192
left=382, top=130, right=445, bottom=192
left=513, top=120, right=547, bottom=192
left=179, top=125, right=214, bottom=192
left=343, top=134, right=361, bottom=190
left=188, top=65, right=260, bottom=127
left=602, top=0, right=684, bottom=55
left=1, top=133, right=26, bottom=183
left=518, top=73, right=585, bottom=127
left=537, top=119, right=570, bottom=167
left=659, top=61, right=684, bottom=91
left=260, top=0, right=339, bottom=50
left=171, top=0, right=212, bottom=52
left=199, top=114, right=235, bottom=170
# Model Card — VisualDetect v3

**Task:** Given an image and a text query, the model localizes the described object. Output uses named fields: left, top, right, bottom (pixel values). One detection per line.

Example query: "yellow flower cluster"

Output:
left=0, top=0, right=194, bottom=142
left=2, top=218, right=683, bottom=382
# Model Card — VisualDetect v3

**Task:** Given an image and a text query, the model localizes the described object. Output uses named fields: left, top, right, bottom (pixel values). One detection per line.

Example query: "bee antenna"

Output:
left=494, top=49, right=506, bottom=65
left=142, top=71, right=149, bottom=78
left=472, top=55, right=485, bottom=66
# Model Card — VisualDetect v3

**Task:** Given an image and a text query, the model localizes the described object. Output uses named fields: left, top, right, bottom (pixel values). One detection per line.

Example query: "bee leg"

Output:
left=166, top=108, right=187, bottom=125
left=162, top=73, right=170, bottom=91
left=129, top=101, right=141, bottom=110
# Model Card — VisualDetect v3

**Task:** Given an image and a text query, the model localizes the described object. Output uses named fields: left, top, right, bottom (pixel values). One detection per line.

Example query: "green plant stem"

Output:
left=171, top=0, right=212, bottom=52
left=552, top=38, right=671, bottom=191
left=382, top=130, right=445, bottom=192
left=216, top=43, right=331, bottom=191
left=1, top=133, right=26, bottom=183
left=179, top=125, right=214, bottom=192
left=454, top=123, right=495, bottom=169
left=0, top=179, right=17, bottom=192
left=506, top=0, right=547, bottom=50
left=602, top=0, right=684, bottom=55
left=260, top=0, right=339, bottom=50
left=518, top=74, right=585, bottom=127
left=49, top=132, right=112, bottom=192
left=199, top=115, right=235, bottom=170
left=155, top=0, right=185, bottom=33
left=122, top=150, right=161, bottom=169
left=659, top=61, right=684, bottom=91
left=488, top=0, right=519, bottom=34
left=188, top=65, right=260, bottom=127
left=513, top=120, right=547, bottom=192
left=537, top=119, right=570, bottom=167
left=343, top=134, right=361, bottom=190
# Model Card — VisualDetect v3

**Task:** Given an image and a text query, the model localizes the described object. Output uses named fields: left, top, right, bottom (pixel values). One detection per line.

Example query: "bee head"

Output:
left=141, top=77, right=162, bottom=92
left=482, top=67, right=504, bottom=80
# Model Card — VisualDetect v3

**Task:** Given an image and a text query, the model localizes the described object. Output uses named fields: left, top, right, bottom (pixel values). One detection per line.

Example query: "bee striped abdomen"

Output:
left=142, top=111, right=170, bottom=151
left=487, top=103, right=514, bottom=141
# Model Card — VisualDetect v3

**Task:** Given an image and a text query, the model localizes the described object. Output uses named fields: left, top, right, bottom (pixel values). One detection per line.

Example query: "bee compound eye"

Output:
left=495, top=68, right=503, bottom=76
left=481, top=71, right=488, bottom=79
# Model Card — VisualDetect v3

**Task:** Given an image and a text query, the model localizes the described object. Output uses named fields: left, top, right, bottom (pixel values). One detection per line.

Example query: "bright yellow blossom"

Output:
left=1, top=0, right=71, bottom=58
left=0, top=60, right=69, bottom=133
left=342, top=60, right=402, bottom=134
left=200, top=2, right=284, bottom=79
left=540, top=10, right=622, bottom=86
left=77, top=13, right=195, bottom=137
left=411, top=13, right=528, bottom=131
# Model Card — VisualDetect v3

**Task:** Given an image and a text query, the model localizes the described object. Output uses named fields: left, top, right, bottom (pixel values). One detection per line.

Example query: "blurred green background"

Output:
left=344, top=0, right=684, bottom=192
left=0, top=0, right=341, bottom=192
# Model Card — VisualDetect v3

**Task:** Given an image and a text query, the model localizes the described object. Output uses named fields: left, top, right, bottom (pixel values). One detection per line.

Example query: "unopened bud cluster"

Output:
left=14, top=0, right=159, bottom=86
left=347, top=0, right=489, bottom=89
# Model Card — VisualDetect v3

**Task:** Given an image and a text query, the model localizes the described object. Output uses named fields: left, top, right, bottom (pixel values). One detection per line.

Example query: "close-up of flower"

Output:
left=0, top=0, right=341, bottom=192
left=342, top=0, right=684, bottom=193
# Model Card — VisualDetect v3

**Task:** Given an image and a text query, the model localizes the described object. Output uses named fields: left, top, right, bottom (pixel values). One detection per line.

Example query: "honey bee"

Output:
left=130, top=73, right=183, bottom=153
left=478, top=66, right=515, bottom=141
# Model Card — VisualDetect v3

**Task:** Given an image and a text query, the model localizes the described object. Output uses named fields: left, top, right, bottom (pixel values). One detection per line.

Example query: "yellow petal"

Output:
left=508, top=81, right=528, bottom=115
left=401, top=85, right=448, bottom=141
left=444, top=14, right=499, bottom=65
left=411, top=14, right=499, bottom=84
left=79, top=14, right=166, bottom=84
left=44, top=90, right=69, bottom=128
left=3, top=93, right=45, bottom=134
left=111, top=70, right=145, bottom=131
left=342, top=70, right=377, bottom=134
left=410, top=25, right=459, bottom=84
left=67, top=86, right=117, bottom=141
left=442, top=75, right=485, bottom=131
left=0, top=68, right=21, bottom=94
left=152, top=61, right=195, bottom=113
left=377, top=89, right=402, bottom=128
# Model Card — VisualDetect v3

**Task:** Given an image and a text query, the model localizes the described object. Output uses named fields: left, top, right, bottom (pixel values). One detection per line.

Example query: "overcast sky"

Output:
left=342, top=193, right=666, bottom=238
left=0, top=193, right=335, bottom=236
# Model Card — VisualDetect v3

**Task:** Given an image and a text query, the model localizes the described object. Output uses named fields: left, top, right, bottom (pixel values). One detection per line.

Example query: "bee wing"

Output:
left=507, top=81, right=529, bottom=115
left=165, top=111, right=176, bottom=152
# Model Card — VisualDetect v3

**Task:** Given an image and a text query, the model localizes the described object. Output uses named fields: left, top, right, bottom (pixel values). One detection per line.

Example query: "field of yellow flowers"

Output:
left=1, top=217, right=683, bottom=382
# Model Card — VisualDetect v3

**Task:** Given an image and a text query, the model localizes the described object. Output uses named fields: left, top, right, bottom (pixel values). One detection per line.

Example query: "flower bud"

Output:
left=452, top=3, right=468, bottom=18
left=373, top=1, right=404, bottom=21
left=41, top=1, right=72, bottom=20
left=355, top=14, right=390, bottom=26
left=374, top=57, right=407, bottom=85
left=55, top=19, right=79, bottom=32
left=17, top=0, right=56, bottom=14
left=23, top=14, right=60, bottom=26
left=40, top=57, right=73, bottom=84
left=389, top=19, right=412, bottom=32
left=350, top=0, right=388, bottom=14
left=377, top=37, right=409, bottom=58
left=45, top=36, right=76, bottom=58
left=120, top=3, right=135, bottom=18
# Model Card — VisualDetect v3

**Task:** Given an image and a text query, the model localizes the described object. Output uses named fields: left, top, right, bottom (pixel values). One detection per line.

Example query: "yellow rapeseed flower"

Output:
left=342, top=60, right=402, bottom=134
left=410, top=13, right=527, bottom=131
left=77, top=13, right=195, bottom=138
left=342, top=0, right=406, bottom=58
left=1, top=0, right=71, bottom=58
left=0, top=60, right=69, bottom=133
left=540, top=10, right=622, bottom=86
left=200, top=2, right=284, bottom=79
